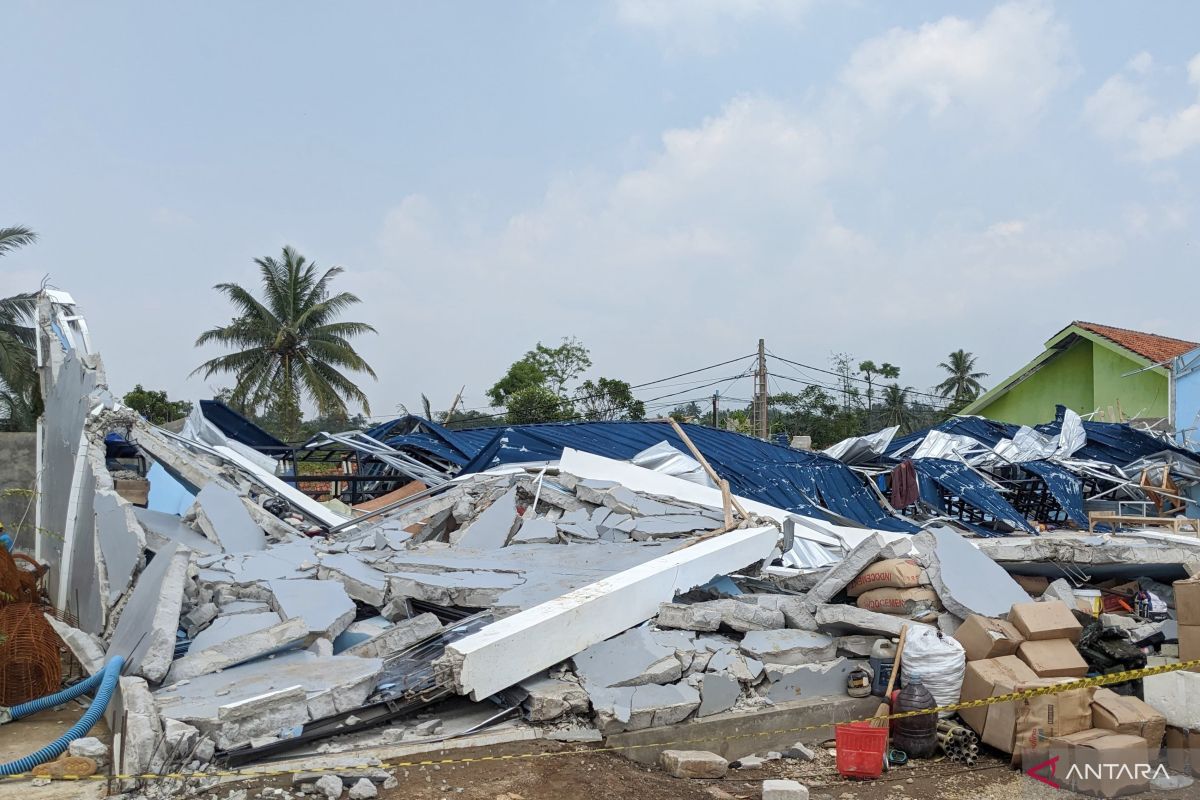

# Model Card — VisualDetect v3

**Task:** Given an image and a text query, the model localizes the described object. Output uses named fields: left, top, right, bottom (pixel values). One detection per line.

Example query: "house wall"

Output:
left=975, top=338, right=1095, bottom=426
left=0, top=432, right=37, bottom=548
left=1090, top=343, right=1170, bottom=420
left=1175, top=348, right=1200, bottom=452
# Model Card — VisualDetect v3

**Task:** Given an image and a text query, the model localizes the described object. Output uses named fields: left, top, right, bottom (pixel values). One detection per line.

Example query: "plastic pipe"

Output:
left=0, top=656, right=124, bottom=775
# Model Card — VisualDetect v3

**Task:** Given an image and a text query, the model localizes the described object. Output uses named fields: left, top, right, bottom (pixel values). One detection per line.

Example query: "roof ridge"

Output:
left=1072, top=320, right=1199, bottom=346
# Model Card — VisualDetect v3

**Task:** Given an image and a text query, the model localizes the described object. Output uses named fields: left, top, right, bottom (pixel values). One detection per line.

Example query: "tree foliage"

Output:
left=488, top=338, right=641, bottom=424
left=192, top=246, right=377, bottom=440
left=123, top=385, right=194, bottom=424
left=0, top=226, right=39, bottom=431
left=577, top=377, right=645, bottom=421
left=935, top=349, right=988, bottom=411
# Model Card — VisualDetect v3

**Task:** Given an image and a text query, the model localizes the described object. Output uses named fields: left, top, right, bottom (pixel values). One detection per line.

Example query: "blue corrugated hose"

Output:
left=0, top=656, right=124, bottom=775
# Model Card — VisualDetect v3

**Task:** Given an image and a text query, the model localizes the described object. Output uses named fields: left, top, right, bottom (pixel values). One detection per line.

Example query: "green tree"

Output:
left=879, top=383, right=913, bottom=432
left=486, top=359, right=546, bottom=407
left=858, top=360, right=900, bottom=410
left=192, top=246, right=377, bottom=440
left=669, top=401, right=705, bottom=423
left=0, top=226, right=40, bottom=432
left=935, top=349, right=988, bottom=410
left=506, top=385, right=570, bottom=424
left=123, top=385, right=194, bottom=424
left=576, top=377, right=645, bottom=421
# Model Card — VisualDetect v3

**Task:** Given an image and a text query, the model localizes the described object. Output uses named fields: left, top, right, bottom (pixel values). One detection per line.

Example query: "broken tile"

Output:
left=190, top=483, right=267, bottom=552
left=268, top=578, right=357, bottom=642
left=739, top=630, right=837, bottom=666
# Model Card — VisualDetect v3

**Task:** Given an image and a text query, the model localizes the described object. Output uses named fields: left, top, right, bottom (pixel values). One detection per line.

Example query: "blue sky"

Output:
left=3, top=1, right=1199, bottom=423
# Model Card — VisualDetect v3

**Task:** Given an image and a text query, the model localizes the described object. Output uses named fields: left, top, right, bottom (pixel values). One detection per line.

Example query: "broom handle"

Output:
left=884, top=625, right=907, bottom=699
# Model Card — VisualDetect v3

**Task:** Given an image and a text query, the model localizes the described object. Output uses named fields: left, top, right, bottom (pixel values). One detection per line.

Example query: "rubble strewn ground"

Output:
left=6, top=291, right=1200, bottom=800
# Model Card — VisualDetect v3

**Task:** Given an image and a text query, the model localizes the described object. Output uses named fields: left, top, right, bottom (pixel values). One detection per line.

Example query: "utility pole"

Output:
left=756, top=338, right=769, bottom=440
left=711, top=392, right=719, bottom=428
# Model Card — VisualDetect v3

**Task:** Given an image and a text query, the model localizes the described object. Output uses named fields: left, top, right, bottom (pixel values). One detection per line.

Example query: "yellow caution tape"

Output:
left=6, top=656, right=1194, bottom=783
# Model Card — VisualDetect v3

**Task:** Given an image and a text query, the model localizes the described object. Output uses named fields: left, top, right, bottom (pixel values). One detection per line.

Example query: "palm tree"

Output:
left=880, top=383, right=912, bottom=432
left=0, top=227, right=40, bottom=431
left=935, top=349, right=988, bottom=407
left=192, top=246, right=377, bottom=440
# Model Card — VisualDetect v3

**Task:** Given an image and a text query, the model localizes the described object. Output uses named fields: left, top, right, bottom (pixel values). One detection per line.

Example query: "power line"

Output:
left=765, top=350, right=955, bottom=405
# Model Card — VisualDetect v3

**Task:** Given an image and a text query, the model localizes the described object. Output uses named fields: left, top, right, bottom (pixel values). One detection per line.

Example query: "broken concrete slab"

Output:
left=190, top=483, right=267, bottom=552
left=813, top=604, right=936, bottom=637
left=115, top=676, right=164, bottom=776
left=573, top=628, right=682, bottom=688
left=737, top=594, right=818, bottom=631
left=1041, top=578, right=1077, bottom=607
left=156, top=652, right=382, bottom=742
left=510, top=517, right=559, bottom=544
left=763, top=779, right=809, bottom=800
left=453, top=487, right=520, bottom=548
left=659, top=749, right=728, bottom=779
left=739, top=630, right=836, bottom=666
left=762, top=658, right=865, bottom=703
left=318, top=553, right=390, bottom=607
left=45, top=614, right=105, bottom=675
left=706, top=649, right=764, bottom=684
left=438, top=525, right=779, bottom=700
left=693, top=672, right=740, bottom=717
left=916, top=526, right=1031, bottom=619
left=94, top=489, right=145, bottom=603
left=714, top=599, right=785, bottom=632
left=188, top=611, right=282, bottom=652
left=268, top=578, right=357, bottom=642
left=590, top=682, right=701, bottom=733
left=166, top=616, right=309, bottom=683
left=805, top=534, right=890, bottom=606
left=518, top=675, right=590, bottom=721
left=835, top=635, right=884, bottom=658
left=656, top=602, right=722, bottom=632
left=107, top=542, right=192, bottom=683
left=215, top=684, right=308, bottom=750
left=342, top=612, right=442, bottom=659
left=134, top=506, right=220, bottom=555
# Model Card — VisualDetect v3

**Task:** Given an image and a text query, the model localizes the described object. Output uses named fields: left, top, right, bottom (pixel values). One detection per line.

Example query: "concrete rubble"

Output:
left=20, top=288, right=1200, bottom=795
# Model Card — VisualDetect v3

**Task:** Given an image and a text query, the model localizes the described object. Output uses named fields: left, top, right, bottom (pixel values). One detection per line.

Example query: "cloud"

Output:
left=841, top=1, right=1074, bottom=132
left=1085, top=52, right=1200, bottom=162
left=613, top=0, right=814, bottom=55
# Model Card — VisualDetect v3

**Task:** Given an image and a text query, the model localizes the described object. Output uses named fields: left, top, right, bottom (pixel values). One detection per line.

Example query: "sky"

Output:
left=3, top=1, right=1199, bottom=424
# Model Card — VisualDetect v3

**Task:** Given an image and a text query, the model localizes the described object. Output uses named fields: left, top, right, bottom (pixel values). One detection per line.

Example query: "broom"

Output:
left=871, top=624, right=907, bottom=728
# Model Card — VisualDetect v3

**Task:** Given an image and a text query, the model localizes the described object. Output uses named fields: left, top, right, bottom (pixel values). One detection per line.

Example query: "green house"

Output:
left=962, top=321, right=1198, bottom=426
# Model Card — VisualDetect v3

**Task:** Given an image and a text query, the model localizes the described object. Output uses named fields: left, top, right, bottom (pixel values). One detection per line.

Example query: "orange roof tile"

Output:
left=1073, top=321, right=1198, bottom=364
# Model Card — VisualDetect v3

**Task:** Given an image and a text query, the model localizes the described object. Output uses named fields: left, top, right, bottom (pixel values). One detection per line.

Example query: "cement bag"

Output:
left=901, top=626, right=965, bottom=718
left=847, top=559, right=928, bottom=597
left=856, top=587, right=940, bottom=618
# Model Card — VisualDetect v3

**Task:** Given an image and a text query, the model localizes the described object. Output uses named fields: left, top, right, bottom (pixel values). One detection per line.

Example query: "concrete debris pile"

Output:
left=15, top=289, right=1200, bottom=797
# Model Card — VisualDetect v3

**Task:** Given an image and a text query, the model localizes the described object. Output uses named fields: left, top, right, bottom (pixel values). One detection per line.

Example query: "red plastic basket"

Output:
left=835, top=721, right=889, bottom=779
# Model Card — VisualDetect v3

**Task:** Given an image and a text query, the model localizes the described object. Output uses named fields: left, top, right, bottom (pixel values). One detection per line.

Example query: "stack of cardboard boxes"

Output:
left=954, top=600, right=1167, bottom=797
left=1177, top=576, right=1200, bottom=668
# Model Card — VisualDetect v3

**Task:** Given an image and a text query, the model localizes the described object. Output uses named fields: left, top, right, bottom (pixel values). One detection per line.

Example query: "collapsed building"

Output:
left=6, top=289, right=1200, bottom=796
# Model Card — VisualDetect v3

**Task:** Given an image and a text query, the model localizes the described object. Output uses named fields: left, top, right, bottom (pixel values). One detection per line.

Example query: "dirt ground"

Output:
left=211, top=739, right=1099, bottom=800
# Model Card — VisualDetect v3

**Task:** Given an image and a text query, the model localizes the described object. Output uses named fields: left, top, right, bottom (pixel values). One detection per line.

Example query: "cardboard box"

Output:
left=846, top=559, right=927, bottom=597
left=1009, top=600, right=1083, bottom=643
left=1180, top=624, right=1200, bottom=672
left=1175, top=577, right=1200, bottom=625
left=954, top=614, right=1024, bottom=661
left=855, top=587, right=939, bottom=616
left=959, top=655, right=1039, bottom=737
left=1164, top=726, right=1200, bottom=776
left=1091, top=688, right=1166, bottom=759
left=114, top=478, right=150, bottom=507
left=1038, top=729, right=1152, bottom=798
left=1017, top=638, right=1089, bottom=678
left=983, top=678, right=1093, bottom=756
left=1011, top=574, right=1050, bottom=595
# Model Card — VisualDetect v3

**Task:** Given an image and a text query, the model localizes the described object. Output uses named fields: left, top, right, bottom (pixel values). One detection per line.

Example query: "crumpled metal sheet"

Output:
left=910, top=458, right=1036, bottom=535
left=1020, top=459, right=1089, bottom=528
left=823, top=426, right=899, bottom=465
left=629, top=441, right=716, bottom=488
